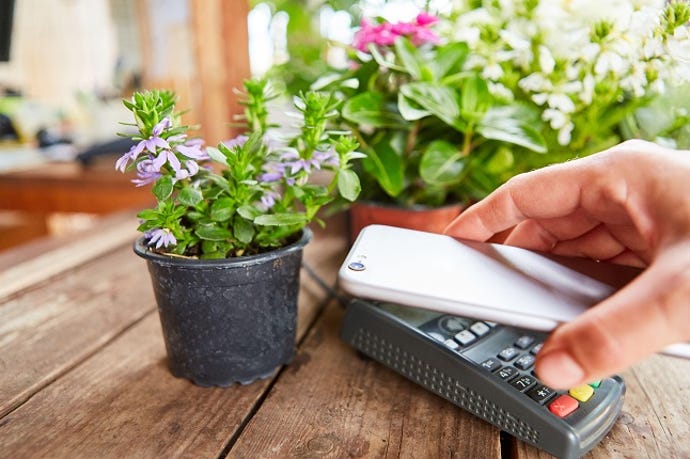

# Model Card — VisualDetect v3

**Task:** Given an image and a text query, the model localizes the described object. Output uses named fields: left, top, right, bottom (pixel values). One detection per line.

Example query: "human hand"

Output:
left=444, top=140, right=690, bottom=389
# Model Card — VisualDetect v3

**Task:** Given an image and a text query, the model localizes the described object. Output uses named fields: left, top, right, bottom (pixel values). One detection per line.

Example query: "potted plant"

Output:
left=317, top=3, right=690, bottom=237
left=115, top=78, right=363, bottom=386
left=315, top=12, right=547, bottom=236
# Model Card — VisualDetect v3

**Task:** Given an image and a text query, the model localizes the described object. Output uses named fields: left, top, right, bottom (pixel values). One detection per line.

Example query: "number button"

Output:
left=515, top=335, right=535, bottom=349
left=470, top=322, right=491, bottom=337
left=514, top=354, right=535, bottom=370
left=454, top=330, right=477, bottom=346
left=479, top=358, right=501, bottom=372
left=495, top=366, right=518, bottom=381
left=510, top=375, right=537, bottom=392
left=498, top=347, right=520, bottom=361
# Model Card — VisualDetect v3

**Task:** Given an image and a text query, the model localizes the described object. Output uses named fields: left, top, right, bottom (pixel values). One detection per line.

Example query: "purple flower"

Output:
left=115, top=117, right=172, bottom=172
left=259, top=191, right=280, bottom=210
left=132, top=158, right=162, bottom=187
left=174, top=160, right=200, bottom=181
left=176, top=138, right=210, bottom=160
left=259, top=160, right=286, bottom=183
left=223, top=134, right=249, bottom=149
left=259, top=171, right=283, bottom=183
left=312, top=149, right=340, bottom=168
left=153, top=150, right=182, bottom=173
left=145, top=228, right=176, bottom=249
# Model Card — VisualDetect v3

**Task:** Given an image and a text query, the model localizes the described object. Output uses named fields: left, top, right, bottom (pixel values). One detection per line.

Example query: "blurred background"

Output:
left=0, top=0, right=688, bottom=251
left=0, top=0, right=439, bottom=249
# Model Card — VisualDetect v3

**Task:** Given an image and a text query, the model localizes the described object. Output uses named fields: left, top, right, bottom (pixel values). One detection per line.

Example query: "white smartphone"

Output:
left=338, top=224, right=641, bottom=331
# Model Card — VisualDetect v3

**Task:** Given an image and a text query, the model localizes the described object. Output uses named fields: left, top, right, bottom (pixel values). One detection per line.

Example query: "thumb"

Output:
left=534, top=259, right=690, bottom=389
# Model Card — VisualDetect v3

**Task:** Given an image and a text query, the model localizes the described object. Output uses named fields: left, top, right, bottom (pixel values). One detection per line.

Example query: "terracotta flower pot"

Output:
left=348, top=201, right=464, bottom=241
left=134, top=228, right=312, bottom=387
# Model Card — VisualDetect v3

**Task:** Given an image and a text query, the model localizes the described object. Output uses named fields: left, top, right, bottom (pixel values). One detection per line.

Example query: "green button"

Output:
left=588, top=380, right=601, bottom=388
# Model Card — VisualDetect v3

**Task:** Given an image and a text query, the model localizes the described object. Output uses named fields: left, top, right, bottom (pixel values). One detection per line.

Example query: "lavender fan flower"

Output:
left=115, top=118, right=171, bottom=172
left=145, top=228, right=176, bottom=249
left=132, top=158, right=162, bottom=186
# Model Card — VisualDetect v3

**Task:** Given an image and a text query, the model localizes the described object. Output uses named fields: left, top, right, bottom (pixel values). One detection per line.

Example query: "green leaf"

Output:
left=337, top=168, right=361, bottom=202
left=342, top=92, right=406, bottom=128
left=398, top=91, right=431, bottom=121
left=254, top=213, right=308, bottom=226
left=394, top=37, right=422, bottom=80
left=419, top=140, right=465, bottom=185
left=195, top=225, right=232, bottom=241
left=152, top=176, right=173, bottom=201
left=399, top=83, right=466, bottom=132
left=430, top=42, right=469, bottom=80
left=368, top=43, right=406, bottom=72
left=233, top=217, right=255, bottom=244
left=136, top=209, right=159, bottom=220
left=206, top=146, right=228, bottom=166
left=485, top=147, right=515, bottom=174
left=177, top=187, right=203, bottom=206
left=363, top=136, right=405, bottom=198
left=461, top=75, right=490, bottom=121
left=237, top=205, right=262, bottom=220
left=478, top=107, right=547, bottom=153
left=210, top=197, right=235, bottom=222
left=207, top=174, right=230, bottom=191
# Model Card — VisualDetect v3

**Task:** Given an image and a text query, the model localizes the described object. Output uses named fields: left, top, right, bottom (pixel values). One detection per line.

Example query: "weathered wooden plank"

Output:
left=513, top=355, right=690, bottom=458
left=0, top=313, right=266, bottom=458
left=0, top=220, right=346, bottom=456
left=0, top=211, right=139, bottom=300
left=0, top=255, right=341, bottom=457
left=229, top=301, right=502, bottom=458
left=0, top=248, right=155, bottom=419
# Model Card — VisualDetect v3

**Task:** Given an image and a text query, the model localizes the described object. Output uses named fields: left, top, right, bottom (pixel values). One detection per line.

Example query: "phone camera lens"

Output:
left=348, top=261, right=366, bottom=271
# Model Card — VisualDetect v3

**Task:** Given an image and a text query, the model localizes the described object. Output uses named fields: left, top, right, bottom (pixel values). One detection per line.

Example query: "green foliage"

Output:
left=319, top=33, right=546, bottom=206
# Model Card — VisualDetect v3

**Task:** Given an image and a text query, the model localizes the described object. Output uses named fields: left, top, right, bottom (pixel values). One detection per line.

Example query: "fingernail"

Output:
left=537, top=351, right=584, bottom=389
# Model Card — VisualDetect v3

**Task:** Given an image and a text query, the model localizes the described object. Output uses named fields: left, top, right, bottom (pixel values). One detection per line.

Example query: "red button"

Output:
left=548, top=394, right=579, bottom=418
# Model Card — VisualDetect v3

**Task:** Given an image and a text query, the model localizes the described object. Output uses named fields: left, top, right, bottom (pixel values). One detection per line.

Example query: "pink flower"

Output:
left=352, top=14, right=440, bottom=54
left=416, top=13, right=438, bottom=27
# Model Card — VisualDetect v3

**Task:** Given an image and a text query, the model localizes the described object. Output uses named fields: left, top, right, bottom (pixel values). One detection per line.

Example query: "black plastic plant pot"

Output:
left=134, top=228, right=312, bottom=387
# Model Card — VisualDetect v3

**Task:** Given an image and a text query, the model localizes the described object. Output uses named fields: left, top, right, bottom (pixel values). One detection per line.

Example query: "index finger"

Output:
left=444, top=161, right=588, bottom=241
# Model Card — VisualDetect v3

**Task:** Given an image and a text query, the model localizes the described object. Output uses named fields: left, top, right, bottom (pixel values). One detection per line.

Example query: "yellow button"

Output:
left=569, top=384, right=594, bottom=402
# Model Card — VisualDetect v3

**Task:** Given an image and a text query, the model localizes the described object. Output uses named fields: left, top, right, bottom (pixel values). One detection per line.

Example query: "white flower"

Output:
left=519, top=73, right=551, bottom=93
left=543, top=108, right=569, bottom=130
left=558, top=123, right=574, bottom=146
left=547, top=93, right=576, bottom=114
left=579, top=75, right=596, bottom=105
left=488, top=82, right=514, bottom=102
left=482, top=63, right=503, bottom=80
left=538, top=46, right=555, bottom=74
left=595, top=50, right=627, bottom=77
left=446, top=0, right=689, bottom=149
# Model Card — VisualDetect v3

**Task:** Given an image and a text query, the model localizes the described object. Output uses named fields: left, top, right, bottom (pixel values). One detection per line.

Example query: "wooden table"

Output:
left=0, top=212, right=688, bottom=458
left=0, top=160, right=154, bottom=249
left=0, top=161, right=154, bottom=215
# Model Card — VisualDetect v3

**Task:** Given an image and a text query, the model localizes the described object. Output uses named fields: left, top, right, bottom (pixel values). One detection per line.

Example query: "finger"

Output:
left=502, top=212, right=600, bottom=252
left=445, top=163, right=586, bottom=240
left=533, top=260, right=690, bottom=389
left=550, top=224, right=628, bottom=260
